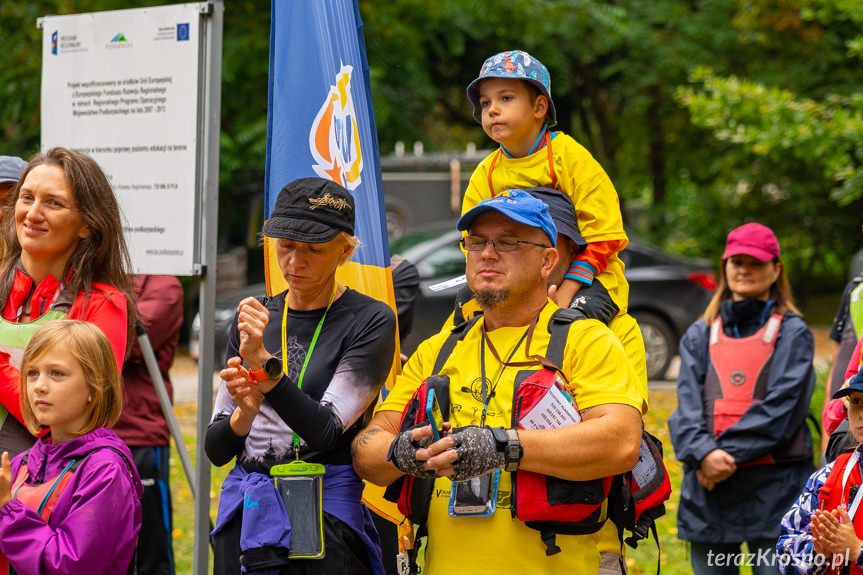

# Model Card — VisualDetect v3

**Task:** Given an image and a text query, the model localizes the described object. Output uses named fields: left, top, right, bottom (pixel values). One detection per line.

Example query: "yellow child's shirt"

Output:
left=463, top=132, right=629, bottom=314
left=378, top=301, right=643, bottom=575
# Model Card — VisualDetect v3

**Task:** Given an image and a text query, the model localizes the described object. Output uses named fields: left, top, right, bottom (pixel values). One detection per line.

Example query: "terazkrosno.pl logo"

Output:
left=51, top=30, right=58, bottom=55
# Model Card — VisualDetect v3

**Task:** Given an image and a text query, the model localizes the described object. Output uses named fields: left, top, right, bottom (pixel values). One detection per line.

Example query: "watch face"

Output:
left=264, top=356, right=282, bottom=379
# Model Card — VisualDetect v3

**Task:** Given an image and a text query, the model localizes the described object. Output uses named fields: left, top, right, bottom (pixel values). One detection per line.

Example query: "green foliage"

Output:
left=3, top=0, right=863, bottom=293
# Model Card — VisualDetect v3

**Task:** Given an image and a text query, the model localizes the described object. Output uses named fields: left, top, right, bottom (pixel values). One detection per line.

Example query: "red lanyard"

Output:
left=486, top=130, right=557, bottom=197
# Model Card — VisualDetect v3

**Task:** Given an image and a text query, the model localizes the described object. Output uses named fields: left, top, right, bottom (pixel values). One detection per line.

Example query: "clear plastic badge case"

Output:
left=270, top=461, right=326, bottom=559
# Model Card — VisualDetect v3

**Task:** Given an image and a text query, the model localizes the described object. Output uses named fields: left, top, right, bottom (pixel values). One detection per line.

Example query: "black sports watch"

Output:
left=491, top=426, right=522, bottom=472
left=248, top=356, right=282, bottom=382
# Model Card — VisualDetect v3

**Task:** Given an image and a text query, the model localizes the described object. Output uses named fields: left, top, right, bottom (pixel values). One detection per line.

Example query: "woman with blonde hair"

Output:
left=668, top=222, right=815, bottom=575
left=206, top=177, right=395, bottom=575
left=0, top=147, right=136, bottom=457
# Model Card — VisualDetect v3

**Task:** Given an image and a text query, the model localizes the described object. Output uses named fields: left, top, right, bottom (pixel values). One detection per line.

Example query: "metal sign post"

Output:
left=38, top=3, right=223, bottom=573
left=194, top=2, right=223, bottom=573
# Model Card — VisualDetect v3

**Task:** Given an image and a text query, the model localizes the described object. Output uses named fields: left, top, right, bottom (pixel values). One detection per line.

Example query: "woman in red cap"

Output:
left=668, top=222, right=815, bottom=575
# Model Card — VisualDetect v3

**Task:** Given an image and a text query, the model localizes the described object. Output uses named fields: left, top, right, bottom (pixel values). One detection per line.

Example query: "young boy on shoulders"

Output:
left=463, top=49, right=645, bottom=386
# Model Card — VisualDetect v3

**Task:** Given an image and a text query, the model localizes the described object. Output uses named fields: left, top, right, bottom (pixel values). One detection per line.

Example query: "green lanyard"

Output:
left=282, top=283, right=338, bottom=458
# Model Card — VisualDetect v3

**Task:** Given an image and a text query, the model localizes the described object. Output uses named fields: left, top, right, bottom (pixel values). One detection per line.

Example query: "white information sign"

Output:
left=40, top=4, right=204, bottom=275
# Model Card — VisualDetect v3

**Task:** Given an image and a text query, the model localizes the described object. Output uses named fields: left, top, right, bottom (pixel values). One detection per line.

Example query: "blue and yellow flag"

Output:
left=265, top=0, right=404, bottom=527
left=265, top=0, right=391, bottom=302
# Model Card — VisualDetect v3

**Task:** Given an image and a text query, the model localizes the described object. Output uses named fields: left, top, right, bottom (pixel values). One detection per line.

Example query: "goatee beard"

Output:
left=475, top=287, right=509, bottom=310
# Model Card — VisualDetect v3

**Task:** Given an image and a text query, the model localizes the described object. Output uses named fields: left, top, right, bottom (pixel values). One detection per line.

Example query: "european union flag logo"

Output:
left=177, top=23, right=189, bottom=41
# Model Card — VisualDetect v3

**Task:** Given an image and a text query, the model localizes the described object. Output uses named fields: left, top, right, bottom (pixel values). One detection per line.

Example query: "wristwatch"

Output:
left=491, top=427, right=522, bottom=472
left=247, top=356, right=282, bottom=383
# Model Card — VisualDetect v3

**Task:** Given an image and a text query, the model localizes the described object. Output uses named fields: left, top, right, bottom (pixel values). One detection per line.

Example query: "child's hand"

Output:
left=812, top=508, right=862, bottom=560
left=0, top=452, right=12, bottom=507
left=549, top=279, right=582, bottom=308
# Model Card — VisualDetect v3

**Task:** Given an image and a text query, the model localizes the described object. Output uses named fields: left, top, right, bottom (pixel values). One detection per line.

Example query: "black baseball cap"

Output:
left=262, top=177, right=355, bottom=243
left=525, top=188, right=586, bottom=249
left=834, top=372, right=863, bottom=399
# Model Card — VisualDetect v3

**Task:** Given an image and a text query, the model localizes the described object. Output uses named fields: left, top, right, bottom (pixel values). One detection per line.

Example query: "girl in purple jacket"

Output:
left=0, top=320, right=143, bottom=575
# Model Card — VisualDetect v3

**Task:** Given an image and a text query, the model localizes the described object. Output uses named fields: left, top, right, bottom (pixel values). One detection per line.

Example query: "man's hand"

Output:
left=447, top=426, right=505, bottom=482
left=699, top=449, right=737, bottom=485
left=812, top=507, right=863, bottom=561
left=387, top=425, right=444, bottom=479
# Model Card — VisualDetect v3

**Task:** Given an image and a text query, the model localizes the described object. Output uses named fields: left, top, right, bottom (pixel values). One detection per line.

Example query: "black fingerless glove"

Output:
left=449, top=426, right=505, bottom=482
left=386, top=428, right=437, bottom=478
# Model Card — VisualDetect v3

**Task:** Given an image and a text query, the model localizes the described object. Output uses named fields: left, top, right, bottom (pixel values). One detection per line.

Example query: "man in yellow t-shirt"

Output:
left=353, top=190, right=644, bottom=575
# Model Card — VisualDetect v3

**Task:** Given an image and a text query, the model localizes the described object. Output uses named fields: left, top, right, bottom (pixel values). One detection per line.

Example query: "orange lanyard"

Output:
left=486, top=130, right=557, bottom=197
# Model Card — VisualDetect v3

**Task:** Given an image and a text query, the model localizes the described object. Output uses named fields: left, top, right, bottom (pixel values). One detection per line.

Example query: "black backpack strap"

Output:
left=545, top=308, right=586, bottom=369
left=451, top=285, right=476, bottom=328
left=432, top=314, right=482, bottom=376
left=539, top=526, right=562, bottom=556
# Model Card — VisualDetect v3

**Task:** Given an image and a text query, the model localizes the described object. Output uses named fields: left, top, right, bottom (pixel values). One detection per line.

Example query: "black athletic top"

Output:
left=205, top=288, right=396, bottom=473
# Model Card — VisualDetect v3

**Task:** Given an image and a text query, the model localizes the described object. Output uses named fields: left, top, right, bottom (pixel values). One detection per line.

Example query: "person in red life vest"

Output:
left=0, top=148, right=137, bottom=458
left=0, top=320, right=143, bottom=575
left=668, top=222, right=815, bottom=575
left=777, top=371, right=863, bottom=575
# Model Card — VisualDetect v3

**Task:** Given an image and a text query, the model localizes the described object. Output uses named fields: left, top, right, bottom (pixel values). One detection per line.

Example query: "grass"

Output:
left=168, top=365, right=831, bottom=575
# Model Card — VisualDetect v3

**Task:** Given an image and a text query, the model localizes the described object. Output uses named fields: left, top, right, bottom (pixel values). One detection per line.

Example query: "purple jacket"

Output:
left=0, top=427, right=144, bottom=574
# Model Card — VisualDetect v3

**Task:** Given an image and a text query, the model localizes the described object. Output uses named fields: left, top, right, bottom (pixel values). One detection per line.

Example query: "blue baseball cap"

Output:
left=457, top=189, right=557, bottom=247
left=466, top=50, right=556, bottom=127
left=0, top=156, right=26, bottom=184
left=834, top=372, right=863, bottom=399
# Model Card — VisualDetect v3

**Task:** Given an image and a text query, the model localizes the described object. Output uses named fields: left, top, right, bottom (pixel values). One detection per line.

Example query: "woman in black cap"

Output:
left=206, top=177, right=395, bottom=575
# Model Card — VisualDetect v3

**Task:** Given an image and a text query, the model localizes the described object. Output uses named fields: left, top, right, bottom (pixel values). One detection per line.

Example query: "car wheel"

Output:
left=633, top=311, right=675, bottom=381
left=385, top=200, right=412, bottom=241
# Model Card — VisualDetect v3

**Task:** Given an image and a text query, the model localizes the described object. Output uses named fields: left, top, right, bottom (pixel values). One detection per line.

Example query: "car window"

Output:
left=417, top=244, right=465, bottom=279
left=621, top=246, right=660, bottom=269
left=390, top=229, right=446, bottom=254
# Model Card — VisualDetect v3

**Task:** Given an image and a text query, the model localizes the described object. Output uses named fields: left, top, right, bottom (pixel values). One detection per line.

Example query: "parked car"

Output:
left=390, top=224, right=717, bottom=380
left=192, top=225, right=716, bottom=380
left=189, top=282, right=267, bottom=370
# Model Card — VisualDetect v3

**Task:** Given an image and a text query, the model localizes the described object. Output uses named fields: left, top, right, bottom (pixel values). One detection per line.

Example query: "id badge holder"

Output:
left=270, top=460, right=326, bottom=559
left=447, top=469, right=500, bottom=517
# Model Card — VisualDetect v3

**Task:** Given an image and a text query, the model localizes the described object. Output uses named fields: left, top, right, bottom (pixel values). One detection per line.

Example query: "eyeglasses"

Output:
left=461, top=235, right=550, bottom=252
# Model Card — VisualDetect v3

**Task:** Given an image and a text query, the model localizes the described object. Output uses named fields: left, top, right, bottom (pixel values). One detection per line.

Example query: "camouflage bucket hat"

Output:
left=466, top=50, right=556, bottom=127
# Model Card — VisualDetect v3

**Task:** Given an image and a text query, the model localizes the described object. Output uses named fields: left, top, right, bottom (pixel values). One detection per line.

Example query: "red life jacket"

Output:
left=11, top=458, right=78, bottom=521
left=817, top=450, right=863, bottom=575
left=385, top=308, right=671, bottom=567
left=703, top=313, right=809, bottom=465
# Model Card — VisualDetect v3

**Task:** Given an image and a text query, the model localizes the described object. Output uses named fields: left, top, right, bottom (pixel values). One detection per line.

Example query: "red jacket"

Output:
left=112, top=275, right=183, bottom=446
left=0, top=269, right=128, bottom=424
